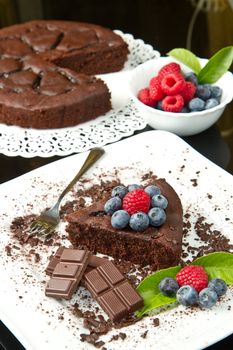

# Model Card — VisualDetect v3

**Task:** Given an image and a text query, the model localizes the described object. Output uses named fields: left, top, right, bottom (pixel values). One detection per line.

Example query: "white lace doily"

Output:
left=0, top=31, right=160, bottom=158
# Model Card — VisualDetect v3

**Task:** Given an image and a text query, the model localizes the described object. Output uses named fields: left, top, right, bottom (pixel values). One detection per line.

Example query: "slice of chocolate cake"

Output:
left=66, top=178, right=183, bottom=270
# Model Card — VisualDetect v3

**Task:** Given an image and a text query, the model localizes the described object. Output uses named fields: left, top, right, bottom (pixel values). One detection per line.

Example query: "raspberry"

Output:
left=158, top=62, right=181, bottom=80
left=137, top=88, right=155, bottom=107
left=162, top=95, right=184, bottom=112
left=176, top=265, right=208, bottom=292
left=161, top=73, right=185, bottom=95
left=122, top=189, right=150, bottom=215
left=149, top=76, right=164, bottom=101
left=181, top=81, right=196, bottom=103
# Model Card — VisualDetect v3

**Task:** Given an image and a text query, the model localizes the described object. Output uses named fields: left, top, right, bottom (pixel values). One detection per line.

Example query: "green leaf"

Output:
left=136, top=265, right=181, bottom=317
left=192, top=252, right=233, bottom=284
left=198, top=46, right=233, bottom=84
left=167, top=48, right=202, bottom=74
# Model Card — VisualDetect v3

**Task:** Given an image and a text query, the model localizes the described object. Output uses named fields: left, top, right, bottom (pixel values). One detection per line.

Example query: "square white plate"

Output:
left=0, top=130, right=232, bottom=350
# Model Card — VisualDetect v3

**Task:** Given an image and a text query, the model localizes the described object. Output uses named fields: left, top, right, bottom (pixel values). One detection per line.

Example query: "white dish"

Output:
left=0, top=31, right=159, bottom=158
left=0, top=130, right=233, bottom=350
left=128, top=56, right=233, bottom=136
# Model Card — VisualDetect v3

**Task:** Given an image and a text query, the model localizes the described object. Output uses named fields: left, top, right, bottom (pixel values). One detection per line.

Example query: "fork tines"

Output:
left=29, top=220, right=56, bottom=237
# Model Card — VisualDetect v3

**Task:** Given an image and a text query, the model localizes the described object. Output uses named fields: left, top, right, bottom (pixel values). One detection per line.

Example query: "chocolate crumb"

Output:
left=152, top=318, right=160, bottom=327
left=190, top=178, right=198, bottom=187
left=141, top=330, right=148, bottom=338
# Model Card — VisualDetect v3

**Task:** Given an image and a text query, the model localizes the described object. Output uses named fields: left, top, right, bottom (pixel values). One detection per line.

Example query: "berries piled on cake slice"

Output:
left=138, top=62, right=222, bottom=113
left=104, top=184, right=169, bottom=232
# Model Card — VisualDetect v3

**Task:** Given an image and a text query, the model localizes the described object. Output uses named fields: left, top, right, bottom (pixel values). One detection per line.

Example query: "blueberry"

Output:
left=204, top=98, right=219, bottom=110
left=156, top=100, right=163, bottom=110
left=176, top=285, right=198, bottom=306
left=127, top=184, right=143, bottom=192
left=185, top=72, right=198, bottom=86
left=159, top=277, right=179, bottom=297
left=148, top=207, right=166, bottom=227
left=129, top=212, right=149, bottom=232
left=210, top=85, right=222, bottom=101
left=151, top=194, right=168, bottom=209
left=196, top=84, right=211, bottom=100
left=181, top=106, right=189, bottom=113
left=208, top=278, right=227, bottom=297
left=199, top=287, right=218, bottom=309
left=111, top=210, right=130, bottom=229
left=144, top=185, right=161, bottom=197
left=111, top=185, right=128, bottom=199
left=188, top=97, right=205, bottom=111
left=104, top=197, right=122, bottom=215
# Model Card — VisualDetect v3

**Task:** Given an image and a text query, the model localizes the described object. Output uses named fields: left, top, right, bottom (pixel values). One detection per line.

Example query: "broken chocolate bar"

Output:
left=45, top=248, right=90, bottom=299
left=84, top=261, right=144, bottom=322
left=45, top=246, right=65, bottom=276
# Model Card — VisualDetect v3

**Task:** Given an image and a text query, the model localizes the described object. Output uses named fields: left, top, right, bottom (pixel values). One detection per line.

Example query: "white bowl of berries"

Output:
left=129, top=55, right=233, bottom=136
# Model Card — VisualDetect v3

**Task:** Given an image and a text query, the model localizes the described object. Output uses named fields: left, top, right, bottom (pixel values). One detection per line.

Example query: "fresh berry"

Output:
left=185, top=72, right=198, bottom=86
left=161, top=73, right=185, bottom=96
left=149, top=76, right=165, bottom=101
left=159, top=277, right=179, bottom=296
left=104, top=197, right=122, bottom=215
left=162, top=95, right=184, bottom=112
left=181, top=106, right=189, bottom=113
left=198, top=287, right=218, bottom=309
left=138, top=88, right=155, bottom=107
left=129, top=212, right=150, bottom=232
left=111, top=210, right=130, bottom=229
left=176, top=265, right=208, bottom=292
left=111, top=185, right=128, bottom=199
left=188, top=97, right=205, bottom=111
left=122, top=189, right=150, bottom=215
left=127, top=184, right=143, bottom=192
left=204, top=98, right=219, bottom=110
left=156, top=100, right=163, bottom=110
left=210, top=85, right=222, bottom=101
left=208, top=278, right=227, bottom=297
left=176, top=285, right=199, bottom=306
left=158, top=62, right=181, bottom=80
left=144, top=185, right=161, bottom=197
left=196, top=84, right=211, bottom=100
left=151, top=194, right=168, bottom=209
left=181, top=81, right=196, bottom=103
left=148, top=207, right=166, bottom=227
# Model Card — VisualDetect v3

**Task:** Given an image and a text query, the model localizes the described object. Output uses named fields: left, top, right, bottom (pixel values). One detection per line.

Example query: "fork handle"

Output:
left=55, top=147, right=105, bottom=208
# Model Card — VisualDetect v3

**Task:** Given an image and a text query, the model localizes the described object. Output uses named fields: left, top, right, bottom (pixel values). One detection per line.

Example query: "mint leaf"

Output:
left=136, top=266, right=181, bottom=317
left=198, top=46, right=233, bottom=84
left=167, top=48, right=202, bottom=74
left=192, top=252, right=233, bottom=284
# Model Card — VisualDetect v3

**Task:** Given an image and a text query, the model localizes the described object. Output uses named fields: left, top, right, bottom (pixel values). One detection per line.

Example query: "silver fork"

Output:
left=29, top=147, right=105, bottom=237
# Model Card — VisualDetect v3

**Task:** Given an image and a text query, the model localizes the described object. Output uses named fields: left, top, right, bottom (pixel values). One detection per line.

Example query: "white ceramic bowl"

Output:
left=128, top=56, right=233, bottom=136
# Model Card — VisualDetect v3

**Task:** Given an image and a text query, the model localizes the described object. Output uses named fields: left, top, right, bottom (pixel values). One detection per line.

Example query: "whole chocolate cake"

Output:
left=0, top=56, right=111, bottom=129
left=66, top=178, right=183, bottom=270
left=0, top=20, right=129, bottom=129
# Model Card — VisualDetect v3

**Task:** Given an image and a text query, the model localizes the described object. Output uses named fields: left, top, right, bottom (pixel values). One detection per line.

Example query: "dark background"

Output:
left=0, top=1, right=233, bottom=349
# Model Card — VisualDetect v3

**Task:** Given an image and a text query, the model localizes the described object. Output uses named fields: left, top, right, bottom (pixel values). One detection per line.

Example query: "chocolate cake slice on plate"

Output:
left=66, top=178, right=183, bottom=270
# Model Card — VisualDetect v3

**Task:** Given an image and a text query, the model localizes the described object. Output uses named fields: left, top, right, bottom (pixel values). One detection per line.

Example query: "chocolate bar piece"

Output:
left=46, top=247, right=108, bottom=275
left=45, top=248, right=90, bottom=299
left=45, top=246, right=65, bottom=276
left=84, top=261, right=144, bottom=322
left=88, top=255, right=109, bottom=268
